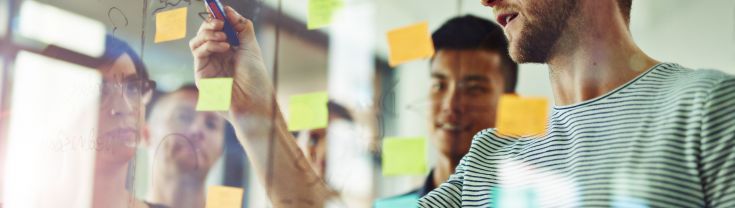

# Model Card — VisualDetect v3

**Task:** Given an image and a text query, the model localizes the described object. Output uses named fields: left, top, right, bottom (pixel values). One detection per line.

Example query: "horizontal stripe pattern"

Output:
left=419, top=63, right=735, bottom=207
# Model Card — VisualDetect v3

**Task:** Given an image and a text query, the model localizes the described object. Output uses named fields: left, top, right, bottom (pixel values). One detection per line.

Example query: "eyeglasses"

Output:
left=100, top=78, right=156, bottom=106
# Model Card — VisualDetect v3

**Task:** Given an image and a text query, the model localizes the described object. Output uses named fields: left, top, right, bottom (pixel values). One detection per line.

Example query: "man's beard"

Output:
left=511, top=0, right=578, bottom=63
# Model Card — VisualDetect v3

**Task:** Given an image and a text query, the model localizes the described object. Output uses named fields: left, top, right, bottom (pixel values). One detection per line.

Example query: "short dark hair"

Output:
left=618, top=0, right=632, bottom=25
left=431, top=15, right=518, bottom=93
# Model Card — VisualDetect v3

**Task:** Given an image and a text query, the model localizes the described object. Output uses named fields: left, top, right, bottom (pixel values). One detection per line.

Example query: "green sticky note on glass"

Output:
left=307, top=0, right=343, bottom=30
left=287, top=92, right=329, bottom=131
left=382, top=137, right=428, bottom=176
left=196, top=78, right=233, bottom=111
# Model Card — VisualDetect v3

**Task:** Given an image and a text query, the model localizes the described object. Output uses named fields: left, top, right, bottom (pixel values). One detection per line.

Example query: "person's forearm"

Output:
left=228, top=102, right=336, bottom=208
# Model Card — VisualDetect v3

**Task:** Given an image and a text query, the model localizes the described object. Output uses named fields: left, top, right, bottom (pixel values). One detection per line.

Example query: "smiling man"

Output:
left=376, top=15, right=517, bottom=207
left=417, top=0, right=735, bottom=207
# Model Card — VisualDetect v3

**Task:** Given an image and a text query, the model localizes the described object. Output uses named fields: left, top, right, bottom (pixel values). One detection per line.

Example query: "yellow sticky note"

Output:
left=496, top=95, right=549, bottom=136
left=382, top=137, right=427, bottom=176
left=154, top=7, right=187, bottom=43
left=206, top=186, right=243, bottom=208
left=196, top=78, right=233, bottom=111
left=287, top=92, right=329, bottom=131
left=308, top=0, right=343, bottom=30
left=387, top=22, right=435, bottom=67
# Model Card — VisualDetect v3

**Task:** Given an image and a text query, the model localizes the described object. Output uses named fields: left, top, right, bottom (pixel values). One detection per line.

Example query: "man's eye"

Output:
left=205, top=117, right=218, bottom=130
left=467, top=85, right=488, bottom=95
left=432, top=82, right=446, bottom=92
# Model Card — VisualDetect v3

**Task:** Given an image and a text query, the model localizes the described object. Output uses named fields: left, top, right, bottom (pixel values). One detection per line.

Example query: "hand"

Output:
left=189, top=6, right=274, bottom=119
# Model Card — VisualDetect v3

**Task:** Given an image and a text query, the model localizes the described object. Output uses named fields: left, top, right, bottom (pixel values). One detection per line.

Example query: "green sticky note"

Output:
left=382, top=137, right=428, bottom=176
left=307, top=0, right=343, bottom=30
left=196, top=78, right=233, bottom=111
left=287, top=92, right=329, bottom=131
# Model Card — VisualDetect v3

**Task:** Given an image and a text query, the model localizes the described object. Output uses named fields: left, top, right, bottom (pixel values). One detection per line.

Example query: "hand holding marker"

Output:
left=205, top=0, right=240, bottom=47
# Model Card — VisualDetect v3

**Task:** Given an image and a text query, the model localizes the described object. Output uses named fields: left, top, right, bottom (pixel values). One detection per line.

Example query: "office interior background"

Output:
left=0, top=0, right=733, bottom=207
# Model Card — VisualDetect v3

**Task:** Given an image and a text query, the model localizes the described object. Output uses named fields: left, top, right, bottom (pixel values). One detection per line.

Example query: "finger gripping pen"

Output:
left=205, top=0, right=241, bottom=47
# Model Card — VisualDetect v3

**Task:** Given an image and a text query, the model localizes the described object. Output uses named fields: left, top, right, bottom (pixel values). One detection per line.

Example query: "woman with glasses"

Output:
left=90, top=35, right=161, bottom=208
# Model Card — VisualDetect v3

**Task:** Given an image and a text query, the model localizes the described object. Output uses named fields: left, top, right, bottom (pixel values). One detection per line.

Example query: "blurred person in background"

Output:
left=375, top=15, right=517, bottom=206
left=293, top=101, right=354, bottom=178
left=143, top=84, right=227, bottom=208
left=91, top=35, right=158, bottom=208
left=293, top=101, right=375, bottom=207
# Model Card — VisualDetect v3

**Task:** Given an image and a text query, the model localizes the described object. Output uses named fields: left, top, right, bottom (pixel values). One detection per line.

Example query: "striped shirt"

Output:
left=418, top=63, right=735, bottom=207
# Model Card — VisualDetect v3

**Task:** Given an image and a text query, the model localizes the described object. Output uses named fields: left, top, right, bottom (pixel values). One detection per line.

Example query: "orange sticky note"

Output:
left=154, top=7, right=187, bottom=43
left=387, top=22, right=435, bottom=67
left=206, top=186, right=243, bottom=208
left=496, top=95, right=549, bottom=136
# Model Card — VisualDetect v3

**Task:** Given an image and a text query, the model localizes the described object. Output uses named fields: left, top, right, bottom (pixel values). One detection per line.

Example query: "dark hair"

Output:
left=328, top=100, right=353, bottom=122
left=618, top=0, right=632, bottom=25
left=431, top=15, right=518, bottom=93
left=99, top=35, right=150, bottom=80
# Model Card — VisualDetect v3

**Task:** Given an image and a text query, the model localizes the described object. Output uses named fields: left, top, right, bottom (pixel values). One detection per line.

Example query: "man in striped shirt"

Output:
left=188, top=2, right=733, bottom=207
left=419, top=0, right=735, bottom=207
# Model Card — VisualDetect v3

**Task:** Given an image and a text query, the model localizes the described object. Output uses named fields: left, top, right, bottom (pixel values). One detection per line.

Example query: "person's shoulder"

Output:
left=373, top=190, right=421, bottom=208
left=469, top=128, right=522, bottom=152
left=659, top=63, right=735, bottom=90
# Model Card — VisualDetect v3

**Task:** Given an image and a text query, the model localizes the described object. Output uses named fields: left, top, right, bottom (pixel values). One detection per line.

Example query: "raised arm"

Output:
left=188, top=6, right=336, bottom=208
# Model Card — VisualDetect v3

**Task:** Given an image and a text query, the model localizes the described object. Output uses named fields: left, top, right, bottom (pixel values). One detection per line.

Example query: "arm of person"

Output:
left=188, top=6, right=336, bottom=208
left=418, top=156, right=466, bottom=208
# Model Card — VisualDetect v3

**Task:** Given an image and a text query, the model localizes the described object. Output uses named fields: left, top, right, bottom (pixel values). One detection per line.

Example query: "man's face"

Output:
left=96, top=54, right=149, bottom=166
left=489, top=0, right=578, bottom=63
left=147, top=91, right=226, bottom=174
left=429, top=50, right=506, bottom=160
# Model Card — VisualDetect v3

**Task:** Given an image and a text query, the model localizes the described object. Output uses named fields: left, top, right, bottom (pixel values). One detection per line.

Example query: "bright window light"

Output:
left=0, top=0, right=8, bottom=38
left=17, top=1, right=106, bottom=57
left=3, top=51, right=101, bottom=208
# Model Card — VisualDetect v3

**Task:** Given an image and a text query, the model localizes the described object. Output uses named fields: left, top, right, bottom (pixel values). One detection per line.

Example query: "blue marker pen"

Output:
left=205, top=0, right=240, bottom=47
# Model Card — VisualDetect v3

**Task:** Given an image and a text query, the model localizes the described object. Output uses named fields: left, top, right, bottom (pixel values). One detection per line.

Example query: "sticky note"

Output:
left=307, top=0, right=343, bottom=30
left=287, top=92, right=329, bottom=131
left=206, top=185, right=243, bottom=208
left=154, top=7, right=187, bottom=43
left=196, top=78, right=233, bottom=111
left=387, top=22, right=435, bottom=67
left=381, top=137, right=427, bottom=176
left=496, top=95, right=549, bottom=136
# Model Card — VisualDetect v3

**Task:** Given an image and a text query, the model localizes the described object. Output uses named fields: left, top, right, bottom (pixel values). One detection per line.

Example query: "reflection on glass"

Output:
left=18, top=1, right=106, bottom=57
left=3, top=51, right=101, bottom=208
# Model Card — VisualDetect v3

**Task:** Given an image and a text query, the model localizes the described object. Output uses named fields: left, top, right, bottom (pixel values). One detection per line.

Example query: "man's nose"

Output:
left=187, top=119, right=207, bottom=143
left=441, top=86, right=463, bottom=116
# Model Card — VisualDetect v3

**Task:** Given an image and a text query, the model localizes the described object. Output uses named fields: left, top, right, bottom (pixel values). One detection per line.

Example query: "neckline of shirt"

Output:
left=551, top=62, right=676, bottom=111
